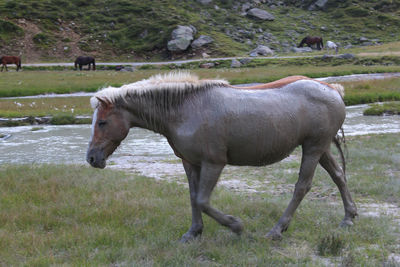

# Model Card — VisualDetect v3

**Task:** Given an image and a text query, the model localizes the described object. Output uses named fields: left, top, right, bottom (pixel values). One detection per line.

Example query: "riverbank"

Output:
left=1, top=132, right=399, bottom=265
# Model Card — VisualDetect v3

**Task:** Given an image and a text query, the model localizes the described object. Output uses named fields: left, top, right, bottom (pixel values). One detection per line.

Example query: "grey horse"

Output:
left=86, top=72, right=357, bottom=241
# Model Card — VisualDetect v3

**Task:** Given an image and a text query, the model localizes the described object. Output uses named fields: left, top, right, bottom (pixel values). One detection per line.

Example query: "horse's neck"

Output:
left=125, top=95, right=173, bottom=135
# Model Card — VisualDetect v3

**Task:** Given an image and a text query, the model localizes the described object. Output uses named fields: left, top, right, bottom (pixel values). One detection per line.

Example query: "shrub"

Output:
left=317, top=232, right=346, bottom=256
left=50, top=114, right=76, bottom=125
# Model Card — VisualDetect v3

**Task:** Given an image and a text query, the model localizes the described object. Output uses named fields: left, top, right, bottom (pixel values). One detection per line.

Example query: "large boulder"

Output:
left=249, top=45, right=274, bottom=56
left=167, top=25, right=196, bottom=52
left=191, top=35, right=214, bottom=49
left=247, top=8, right=275, bottom=21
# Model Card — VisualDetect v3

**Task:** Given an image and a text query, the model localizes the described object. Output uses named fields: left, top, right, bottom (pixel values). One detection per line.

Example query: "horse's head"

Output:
left=86, top=97, right=131, bottom=168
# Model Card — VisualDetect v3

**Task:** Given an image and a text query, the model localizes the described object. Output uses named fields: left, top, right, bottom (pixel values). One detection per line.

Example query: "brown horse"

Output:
left=298, top=36, right=324, bottom=50
left=86, top=72, right=356, bottom=242
left=0, top=56, right=21, bottom=71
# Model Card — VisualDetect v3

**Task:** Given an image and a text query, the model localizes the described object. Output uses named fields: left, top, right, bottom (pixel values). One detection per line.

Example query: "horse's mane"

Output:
left=91, top=72, right=229, bottom=109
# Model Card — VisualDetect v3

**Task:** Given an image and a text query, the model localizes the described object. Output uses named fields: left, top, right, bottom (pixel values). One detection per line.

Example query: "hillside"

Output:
left=0, top=0, right=400, bottom=62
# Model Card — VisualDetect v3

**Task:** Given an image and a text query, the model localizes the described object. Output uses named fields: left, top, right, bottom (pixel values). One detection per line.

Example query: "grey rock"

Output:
left=168, top=25, right=196, bottom=52
left=291, top=47, right=313, bottom=53
left=309, top=0, right=329, bottom=10
left=247, top=8, right=275, bottom=21
left=359, top=36, right=369, bottom=42
left=338, top=53, right=355, bottom=59
left=242, top=3, right=252, bottom=12
left=230, top=59, right=242, bottom=68
left=250, top=45, right=274, bottom=56
left=239, top=58, right=252, bottom=65
left=168, top=38, right=192, bottom=52
left=197, top=0, right=212, bottom=4
left=191, top=35, right=214, bottom=49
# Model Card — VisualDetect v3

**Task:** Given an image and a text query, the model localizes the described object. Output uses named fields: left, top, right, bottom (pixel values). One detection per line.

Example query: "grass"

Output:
left=363, top=101, right=400, bottom=116
left=0, top=133, right=399, bottom=265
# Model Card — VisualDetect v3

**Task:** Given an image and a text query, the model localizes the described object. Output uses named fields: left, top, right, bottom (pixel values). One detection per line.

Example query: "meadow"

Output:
left=1, top=67, right=400, bottom=120
left=0, top=133, right=399, bottom=266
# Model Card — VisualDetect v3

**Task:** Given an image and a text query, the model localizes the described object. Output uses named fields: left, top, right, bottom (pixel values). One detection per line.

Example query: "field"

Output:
left=0, top=133, right=399, bottom=265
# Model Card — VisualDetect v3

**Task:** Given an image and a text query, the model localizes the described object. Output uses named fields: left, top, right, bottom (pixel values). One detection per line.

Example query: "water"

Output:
left=1, top=104, right=399, bottom=165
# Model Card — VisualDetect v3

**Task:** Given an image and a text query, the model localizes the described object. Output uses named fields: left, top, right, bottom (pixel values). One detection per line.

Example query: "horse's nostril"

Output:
left=89, top=156, right=95, bottom=164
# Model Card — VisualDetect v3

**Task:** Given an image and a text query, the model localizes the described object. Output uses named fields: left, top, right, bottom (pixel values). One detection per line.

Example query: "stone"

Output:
left=202, top=52, right=210, bottom=58
left=239, top=58, right=252, bottom=65
left=249, top=45, right=274, bottom=56
left=197, top=0, right=212, bottom=4
left=247, top=8, right=275, bottom=21
left=291, top=47, right=313, bottom=53
left=199, top=63, right=215, bottom=69
left=338, top=53, right=355, bottom=59
left=230, top=59, right=241, bottom=68
left=168, top=25, right=196, bottom=52
left=191, top=35, right=214, bottom=49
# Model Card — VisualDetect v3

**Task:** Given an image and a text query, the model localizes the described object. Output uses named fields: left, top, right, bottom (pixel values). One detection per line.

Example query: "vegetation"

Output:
left=1, top=0, right=400, bottom=60
left=0, top=132, right=399, bottom=265
left=363, top=101, right=400, bottom=116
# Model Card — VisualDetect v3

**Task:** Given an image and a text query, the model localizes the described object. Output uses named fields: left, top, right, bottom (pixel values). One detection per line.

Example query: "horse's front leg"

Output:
left=196, top=161, right=244, bottom=235
left=266, top=147, right=321, bottom=240
left=180, top=160, right=203, bottom=242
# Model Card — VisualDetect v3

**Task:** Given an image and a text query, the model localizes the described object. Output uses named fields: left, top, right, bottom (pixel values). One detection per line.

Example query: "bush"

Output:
left=50, top=114, right=76, bottom=125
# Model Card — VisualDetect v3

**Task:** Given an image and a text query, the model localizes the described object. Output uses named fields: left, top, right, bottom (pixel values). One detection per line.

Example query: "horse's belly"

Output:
left=226, top=141, right=298, bottom=166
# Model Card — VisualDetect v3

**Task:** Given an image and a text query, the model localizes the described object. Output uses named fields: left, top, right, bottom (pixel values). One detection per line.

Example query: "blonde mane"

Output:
left=91, top=72, right=229, bottom=108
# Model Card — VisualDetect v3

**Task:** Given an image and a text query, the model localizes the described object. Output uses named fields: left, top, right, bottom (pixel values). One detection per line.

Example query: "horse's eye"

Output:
left=98, top=120, right=107, bottom=127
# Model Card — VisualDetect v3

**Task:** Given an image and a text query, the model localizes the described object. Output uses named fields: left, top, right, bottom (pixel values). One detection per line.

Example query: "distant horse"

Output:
left=86, top=72, right=357, bottom=242
left=326, top=41, right=339, bottom=55
left=298, top=36, right=324, bottom=50
left=0, top=56, right=21, bottom=71
left=74, top=56, right=96, bottom=70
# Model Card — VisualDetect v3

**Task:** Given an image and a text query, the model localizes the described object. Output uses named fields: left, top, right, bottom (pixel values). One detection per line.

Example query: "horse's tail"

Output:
left=74, top=60, right=78, bottom=70
left=92, top=58, right=96, bottom=70
left=330, top=83, right=345, bottom=99
left=320, top=37, right=324, bottom=48
left=333, top=127, right=347, bottom=175
left=17, top=58, right=21, bottom=70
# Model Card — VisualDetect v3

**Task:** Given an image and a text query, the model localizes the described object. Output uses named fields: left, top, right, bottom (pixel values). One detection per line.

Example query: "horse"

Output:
left=0, top=56, right=21, bottom=71
left=326, top=41, right=339, bottom=55
left=74, top=56, right=96, bottom=70
left=86, top=72, right=357, bottom=242
left=298, top=36, right=324, bottom=50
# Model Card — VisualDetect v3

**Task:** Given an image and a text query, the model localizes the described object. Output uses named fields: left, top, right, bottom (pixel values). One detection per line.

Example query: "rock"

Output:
left=199, top=63, right=215, bottom=68
left=359, top=36, right=369, bottom=42
left=247, top=8, right=275, bottom=21
left=230, top=59, right=241, bottom=68
left=239, top=58, right=252, bottom=65
left=291, top=47, right=313, bottom=53
left=249, top=45, right=274, bottom=56
left=338, top=53, right=355, bottom=59
left=309, top=0, right=329, bottom=10
left=191, top=35, right=214, bottom=49
left=241, top=3, right=252, bottom=12
left=202, top=52, right=210, bottom=58
left=168, top=25, right=196, bottom=52
left=197, top=0, right=212, bottom=4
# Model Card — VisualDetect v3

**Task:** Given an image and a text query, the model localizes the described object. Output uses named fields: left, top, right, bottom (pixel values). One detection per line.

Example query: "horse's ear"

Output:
left=96, top=97, right=112, bottom=108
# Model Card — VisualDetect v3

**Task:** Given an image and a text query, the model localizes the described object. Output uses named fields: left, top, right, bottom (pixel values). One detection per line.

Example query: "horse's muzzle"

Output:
left=86, top=148, right=106, bottom=169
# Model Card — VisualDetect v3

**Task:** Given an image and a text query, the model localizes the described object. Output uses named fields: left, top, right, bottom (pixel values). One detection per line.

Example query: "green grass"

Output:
left=363, top=101, right=400, bottom=115
left=0, top=133, right=399, bottom=265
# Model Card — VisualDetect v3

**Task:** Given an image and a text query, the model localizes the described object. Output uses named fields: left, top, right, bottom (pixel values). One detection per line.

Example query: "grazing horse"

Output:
left=298, top=36, right=324, bottom=50
left=0, top=56, right=21, bottom=71
left=74, top=56, right=96, bottom=70
left=86, top=72, right=357, bottom=242
left=326, top=40, right=339, bottom=55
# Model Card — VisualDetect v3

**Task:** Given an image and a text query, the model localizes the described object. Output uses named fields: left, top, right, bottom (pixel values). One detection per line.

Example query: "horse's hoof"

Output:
left=339, top=218, right=354, bottom=228
left=226, top=215, right=244, bottom=235
left=265, top=229, right=283, bottom=241
left=179, top=232, right=201, bottom=243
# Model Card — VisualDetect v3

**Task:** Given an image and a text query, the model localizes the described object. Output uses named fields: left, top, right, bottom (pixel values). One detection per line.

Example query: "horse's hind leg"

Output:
left=266, top=145, right=321, bottom=240
left=196, top=161, right=244, bottom=235
left=180, top=160, right=204, bottom=242
left=319, top=151, right=357, bottom=226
